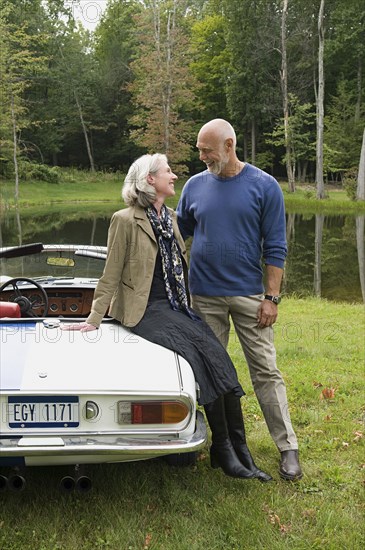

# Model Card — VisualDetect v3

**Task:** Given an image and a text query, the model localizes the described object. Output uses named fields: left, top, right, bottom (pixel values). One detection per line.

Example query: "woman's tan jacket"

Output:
left=86, top=205, right=188, bottom=328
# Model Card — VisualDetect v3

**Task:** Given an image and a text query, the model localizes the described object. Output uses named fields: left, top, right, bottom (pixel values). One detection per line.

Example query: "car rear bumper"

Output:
left=0, top=411, right=207, bottom=466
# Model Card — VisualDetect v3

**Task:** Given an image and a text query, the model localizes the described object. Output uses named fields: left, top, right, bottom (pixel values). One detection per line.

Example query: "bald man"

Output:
left=177, top=119, right=302, bottom=481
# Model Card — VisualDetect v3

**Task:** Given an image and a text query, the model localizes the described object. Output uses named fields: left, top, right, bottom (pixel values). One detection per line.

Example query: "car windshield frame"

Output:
left=0, top=244, right=107, bottom=281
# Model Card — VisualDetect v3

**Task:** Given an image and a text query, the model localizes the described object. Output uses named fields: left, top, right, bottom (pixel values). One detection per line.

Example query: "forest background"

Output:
left=1, top=0, right=364, bottom=200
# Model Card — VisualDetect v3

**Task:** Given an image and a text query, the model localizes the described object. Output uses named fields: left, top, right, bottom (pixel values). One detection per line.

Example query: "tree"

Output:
left=357, top=129, right=365, bottom=200
left=128, top=0, right=198, bottom=172
left=266, top=94, right=316, bottom=182
left=223, top=0, right=282, bottom=164
left=189, top=12, right=229, bottom=123
left=324, top=80, right=364, bottom=178
left=315, top=0, right=326, bottom=198
left=280, top=0, right=295, bottom=191
left=0, top=0, right=48, bottom=198
left=93, top=0, right=142, bottom=169
left=56, top=30, right=99, bottom=171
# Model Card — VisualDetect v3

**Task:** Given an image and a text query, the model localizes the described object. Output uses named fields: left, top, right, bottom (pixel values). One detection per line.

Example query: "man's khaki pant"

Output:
left=192, top=294, right=298, bottom=452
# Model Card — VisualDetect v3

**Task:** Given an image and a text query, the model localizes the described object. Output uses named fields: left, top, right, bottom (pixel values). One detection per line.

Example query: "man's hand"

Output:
left=60, top=322, right=97, bottom=332
left=256, top=299, right=278, bottom=328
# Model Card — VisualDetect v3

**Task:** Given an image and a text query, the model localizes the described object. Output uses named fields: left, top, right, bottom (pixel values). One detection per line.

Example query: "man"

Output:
left=176, top=118, right=302, bottom=481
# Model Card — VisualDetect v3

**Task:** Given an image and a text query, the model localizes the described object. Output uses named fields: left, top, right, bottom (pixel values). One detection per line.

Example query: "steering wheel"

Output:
left=0, top=277, right=49, bottom=318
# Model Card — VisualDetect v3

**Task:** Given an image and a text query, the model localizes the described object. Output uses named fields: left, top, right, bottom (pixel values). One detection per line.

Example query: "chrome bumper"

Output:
left=0, top=411, right=207, bottom=462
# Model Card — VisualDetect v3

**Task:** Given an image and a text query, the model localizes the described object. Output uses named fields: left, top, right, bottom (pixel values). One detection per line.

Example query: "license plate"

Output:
left=8, top=396, right=79, bottom=428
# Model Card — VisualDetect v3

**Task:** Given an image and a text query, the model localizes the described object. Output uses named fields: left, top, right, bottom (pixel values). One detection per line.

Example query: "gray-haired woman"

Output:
left=62, top=154, right=271, bottom=481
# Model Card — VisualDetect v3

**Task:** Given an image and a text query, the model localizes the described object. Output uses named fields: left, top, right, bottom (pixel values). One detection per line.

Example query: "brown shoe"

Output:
left=279, top=450, right=303, bottom=481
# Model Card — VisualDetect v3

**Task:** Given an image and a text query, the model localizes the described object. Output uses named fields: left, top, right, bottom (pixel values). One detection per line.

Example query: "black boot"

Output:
left=204, top=396, right=256, bottom=479
left=224, top=392, right=273, bottom=482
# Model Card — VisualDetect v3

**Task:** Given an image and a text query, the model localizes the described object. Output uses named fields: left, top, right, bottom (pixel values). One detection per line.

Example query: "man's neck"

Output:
left=219, top=159, right=245, bottom=178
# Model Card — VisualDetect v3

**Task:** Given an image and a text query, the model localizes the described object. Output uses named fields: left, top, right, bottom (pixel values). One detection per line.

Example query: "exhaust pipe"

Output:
left=8, top=474, right=26, bottom=492
left=0, top=475, right=8, bottom=492
left=75, top=476, right=92, bottom=493
left=59, top=476, right=76, bottom=492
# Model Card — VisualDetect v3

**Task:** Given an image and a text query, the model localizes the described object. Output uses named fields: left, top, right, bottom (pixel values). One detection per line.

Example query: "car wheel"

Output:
left=163, top=451, right=198, bottom=467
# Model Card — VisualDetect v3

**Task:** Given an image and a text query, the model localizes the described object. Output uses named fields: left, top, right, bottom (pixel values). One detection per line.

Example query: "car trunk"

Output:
left=0, top=320, right=182, bottom=394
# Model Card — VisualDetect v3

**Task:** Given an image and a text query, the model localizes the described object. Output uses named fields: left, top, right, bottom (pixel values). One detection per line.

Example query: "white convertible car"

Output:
left=0, top=244, right=207, bottom=491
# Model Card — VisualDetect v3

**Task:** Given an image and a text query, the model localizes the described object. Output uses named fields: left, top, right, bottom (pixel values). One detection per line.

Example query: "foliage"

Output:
left=128, top=0, right=197, bottom=173
left=323, top=80, right=364, bottom=178
left=266, top=94, right=316, bottom=175
left=17, top=161, right=60, bottom=183
left=0, top=0, right=49, bottom=174
left=189, top=13, right=229, bottom=123
left=0, top=0, right=363, bottom=188
left=342, top=168, right=359, bottom=201
left=223, top=0, right=282, bottom=161
left=93, top=0, right=143, bottom=169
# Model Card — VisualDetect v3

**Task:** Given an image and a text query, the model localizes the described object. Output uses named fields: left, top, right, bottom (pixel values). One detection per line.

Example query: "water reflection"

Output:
left=0, top=206, right=364, bottom=303
left=283, top=213, right=364, bottom=302
left=314, top=214, right=324, bottom=297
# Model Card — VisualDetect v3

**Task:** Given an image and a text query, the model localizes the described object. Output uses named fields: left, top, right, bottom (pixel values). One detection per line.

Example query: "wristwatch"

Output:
left=264, top=295, right=281, bottom=305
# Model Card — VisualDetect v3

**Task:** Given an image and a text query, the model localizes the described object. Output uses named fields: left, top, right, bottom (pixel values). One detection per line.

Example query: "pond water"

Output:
left=1, top=205, right=364, bottom=303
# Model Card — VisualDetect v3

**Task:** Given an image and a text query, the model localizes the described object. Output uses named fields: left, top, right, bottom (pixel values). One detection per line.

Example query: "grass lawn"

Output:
left=1, top=170, right=365, bottom=214
left=0, top=298, right=364, bottom=549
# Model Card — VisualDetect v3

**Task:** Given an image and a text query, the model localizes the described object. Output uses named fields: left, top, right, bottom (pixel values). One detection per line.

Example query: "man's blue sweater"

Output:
left=176, top=163, right=287, bottom=296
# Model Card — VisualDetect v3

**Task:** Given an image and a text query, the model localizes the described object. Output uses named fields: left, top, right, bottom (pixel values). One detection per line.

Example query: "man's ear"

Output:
left=225, top=138, right=234, bottom=150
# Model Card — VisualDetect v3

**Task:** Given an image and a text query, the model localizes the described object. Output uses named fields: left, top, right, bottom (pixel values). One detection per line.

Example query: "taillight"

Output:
left=118, top=401, right=189, bottom=425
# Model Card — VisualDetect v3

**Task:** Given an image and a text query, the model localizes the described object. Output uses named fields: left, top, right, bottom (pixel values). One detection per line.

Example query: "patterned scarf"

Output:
left=146, top=205, right=200, bottom=320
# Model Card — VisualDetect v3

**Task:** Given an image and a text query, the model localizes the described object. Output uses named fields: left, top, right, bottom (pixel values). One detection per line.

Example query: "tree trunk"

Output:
left=316, top=0, right=325, bottom=199
left=280, top=0, right=295, bottom=192
left=356, top=216, right=365, bottom=303
left=355, top=57, right=362, bottom=122
left=164, top=4, right=176, bottom=154
left=301, top=160, right=308, bottom=183
left=11, top=92, right=19, bottom=204
left=10, top=92, right=19, bottom=204
left=243, top=129, right=248, bottom=161
left=74, top=91, right=95, bottom=172
left=357, top=128, right=365, bottom=200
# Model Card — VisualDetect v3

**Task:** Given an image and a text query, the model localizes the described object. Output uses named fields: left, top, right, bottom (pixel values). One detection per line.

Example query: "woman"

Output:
left=63, top=154, right=271, bottom=481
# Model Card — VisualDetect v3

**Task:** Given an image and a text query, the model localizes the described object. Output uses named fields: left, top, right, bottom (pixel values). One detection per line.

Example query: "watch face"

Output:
left=265, top=295, right=281, bottom=304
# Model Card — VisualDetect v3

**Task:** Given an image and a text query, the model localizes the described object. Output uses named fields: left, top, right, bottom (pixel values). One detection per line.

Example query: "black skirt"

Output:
left=131, top=299, right=244, bottom=405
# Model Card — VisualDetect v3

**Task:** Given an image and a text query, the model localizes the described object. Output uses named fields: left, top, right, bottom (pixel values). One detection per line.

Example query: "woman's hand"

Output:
left=60, top=322, right=98, bottom=332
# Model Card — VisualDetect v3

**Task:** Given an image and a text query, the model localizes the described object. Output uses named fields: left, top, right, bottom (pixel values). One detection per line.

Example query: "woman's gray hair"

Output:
left=122, top=153, right=168, bottom=207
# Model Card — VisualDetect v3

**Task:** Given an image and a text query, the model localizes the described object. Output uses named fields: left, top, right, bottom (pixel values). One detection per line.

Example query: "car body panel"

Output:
left=0, top=245, right=208, bottom=469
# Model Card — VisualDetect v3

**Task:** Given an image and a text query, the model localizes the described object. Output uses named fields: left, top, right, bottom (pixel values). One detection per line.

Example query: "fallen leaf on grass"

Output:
left=144, top=533, right=152, bottom=549
left=280, top=523, right=291, bottom=534
left=263, top=505, right=291, bottom=535
left=324, top=415, right=332, bottom=421
left=353, top=431, right=363, bottom=442
left=302, top=509, right=316, bottom=519
left=269, top=513, right=281, bottom=526
left=313, top=381, right=323, bottom=388
left=320, top=387, right=336, bottom=400
left=342, top=441, right=349, bottom=448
